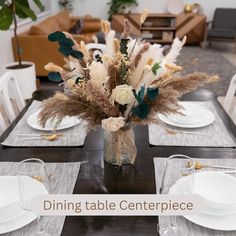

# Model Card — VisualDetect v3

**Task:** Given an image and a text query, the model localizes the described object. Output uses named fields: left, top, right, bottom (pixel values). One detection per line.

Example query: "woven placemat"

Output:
left=1, top=161, right=80, bottom=236
left=154, top=157, right=236, bottom=236
left=1, top=101, right=88, bottom=147
left=149, top=102, right=235, bottom=147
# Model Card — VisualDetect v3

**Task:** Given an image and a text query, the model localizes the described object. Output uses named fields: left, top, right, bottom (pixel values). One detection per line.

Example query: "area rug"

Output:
left=177, top=47, right=236, bottom=96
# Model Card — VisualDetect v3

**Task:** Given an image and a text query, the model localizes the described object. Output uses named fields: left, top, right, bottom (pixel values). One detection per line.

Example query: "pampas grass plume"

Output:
left=54, top=93, right=69, bottom=101
left=44, top=63, right=63, bottom=73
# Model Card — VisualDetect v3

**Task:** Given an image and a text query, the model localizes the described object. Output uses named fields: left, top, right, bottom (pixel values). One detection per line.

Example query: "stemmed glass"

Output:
left=158, top=154, right=195, bottom=236
left=160, top=154, right=195, bottom=194
left=17, top=158, right=52, bottom=235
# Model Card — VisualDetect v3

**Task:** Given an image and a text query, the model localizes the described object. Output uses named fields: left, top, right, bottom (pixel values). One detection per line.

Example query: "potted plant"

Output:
left=0, top=0, right=44, bottom=99
left=107, top=0, right=138, bottom=21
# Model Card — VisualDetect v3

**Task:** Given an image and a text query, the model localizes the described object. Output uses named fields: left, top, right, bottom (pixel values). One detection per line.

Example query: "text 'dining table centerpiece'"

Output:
left=38, top=12, right=218, bottom=166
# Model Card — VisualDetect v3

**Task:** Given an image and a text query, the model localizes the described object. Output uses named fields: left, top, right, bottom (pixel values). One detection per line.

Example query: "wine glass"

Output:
left=17, top=158, right=52, bottom=235
left=160, top=154, right=195, bottom=194
left=158, top=154, right=195, bottom=236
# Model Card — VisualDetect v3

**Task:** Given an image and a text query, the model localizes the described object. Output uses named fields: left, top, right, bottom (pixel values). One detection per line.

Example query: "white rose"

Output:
left=111, top=84, right=134, bottom=105
left=102, top=117, right=125, bottom=132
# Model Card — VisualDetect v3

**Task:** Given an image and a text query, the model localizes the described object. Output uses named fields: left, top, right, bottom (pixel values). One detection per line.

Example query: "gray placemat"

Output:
left=1, top=161, right=80, bottom=236
left=149, top=101, right=236, bottom=147
left=1, top=101, right=88, bottom=147
left=154, top=157, right=236, bottom=236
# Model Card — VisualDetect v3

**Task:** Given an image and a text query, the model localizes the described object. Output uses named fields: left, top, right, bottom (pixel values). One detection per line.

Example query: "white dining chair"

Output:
left=0, top=112, right=7, bottom=133
left=85, top=43, right=106, bottom=53
left=0, top=71, right=25, bottom=131
left=222, top=74, right=236, bottom=117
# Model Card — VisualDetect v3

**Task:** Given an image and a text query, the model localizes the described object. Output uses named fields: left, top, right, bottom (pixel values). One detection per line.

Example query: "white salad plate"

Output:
left=27, top=109, right=81, bottom=131
left=0, top=176, right=47, bottom=234
left=158, top=102, right=215, bottom=128
left=169, top=172, right=236, bottom=231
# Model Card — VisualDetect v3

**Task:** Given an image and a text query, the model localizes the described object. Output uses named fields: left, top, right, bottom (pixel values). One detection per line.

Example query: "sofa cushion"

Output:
left=208, top=28, right=236, bottom=39
left=80, top=18, right=101, bottom=33
left=54, top=11, right=71, bottom=31
left=30, top=17, right=60, bottom=35
left=69, top=20, right=82, bottom=34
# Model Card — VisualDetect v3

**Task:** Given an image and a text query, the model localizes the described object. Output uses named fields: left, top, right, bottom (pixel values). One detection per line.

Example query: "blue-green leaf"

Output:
left=59, top=38, right=74, bottom=48
left=48, top=31, right=66, bottom=42
left=71, top=50, right=84, bottom=59
left=152, top=62, right=161, bottom=75
left=147, top=87, right=159, bottom=101
left=58, top=46, right=73, bottom=56
left=132, top=101, right=149, bottom=119
left=48, top=72, right=62, bottom=82
left=138, top=86, right=145, bottom=101
left=133, top=90, right=142, bottom=104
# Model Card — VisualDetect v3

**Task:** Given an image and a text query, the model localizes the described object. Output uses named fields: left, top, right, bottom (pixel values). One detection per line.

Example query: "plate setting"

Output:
left=0, top=176, right=40, bottom=234
left=158, top=102, right=215, bottom=128
left=27, top=109, right=81, bottom=131
left=169, top=171, right=236, bottom=231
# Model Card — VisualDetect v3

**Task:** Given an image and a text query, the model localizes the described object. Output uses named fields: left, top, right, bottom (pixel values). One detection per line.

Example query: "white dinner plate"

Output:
left=169, top=174, right=236, bottom=231
left=0, top=176, right=47, bottom=234
left=158, top=102, right=215, bottom=128
left=27, top=110, right=81, bottom=131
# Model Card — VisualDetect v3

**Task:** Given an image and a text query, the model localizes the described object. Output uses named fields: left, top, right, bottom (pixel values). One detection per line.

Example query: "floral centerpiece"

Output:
left=39, top=12, right=218, bottom=166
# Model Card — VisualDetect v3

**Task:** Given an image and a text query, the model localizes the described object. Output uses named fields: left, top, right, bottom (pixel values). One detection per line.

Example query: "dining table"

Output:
left=0, top=88, right=236, bottom=236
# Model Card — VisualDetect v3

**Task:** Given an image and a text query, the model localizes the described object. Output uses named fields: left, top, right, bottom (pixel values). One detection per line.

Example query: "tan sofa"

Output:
left=12, top=11, right=101, bottom=76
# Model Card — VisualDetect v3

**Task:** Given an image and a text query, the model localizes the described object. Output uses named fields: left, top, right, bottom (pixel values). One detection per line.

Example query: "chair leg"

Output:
left=209, top=41, right=212, bottom=48
left=235, top=39, right=236, bottom=53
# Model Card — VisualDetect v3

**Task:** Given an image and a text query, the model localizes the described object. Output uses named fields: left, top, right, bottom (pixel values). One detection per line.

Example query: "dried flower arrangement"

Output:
left=39, top=12, right=218, bottom=164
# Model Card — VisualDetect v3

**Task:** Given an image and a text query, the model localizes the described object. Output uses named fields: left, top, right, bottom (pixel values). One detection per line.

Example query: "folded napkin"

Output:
left=1, top=161, right=80, bottom=236
left=149, top=101, right=235, bottom=147
left=1, top=100, right=88, bottom=147
left=154, top=157, right=236, bottom=236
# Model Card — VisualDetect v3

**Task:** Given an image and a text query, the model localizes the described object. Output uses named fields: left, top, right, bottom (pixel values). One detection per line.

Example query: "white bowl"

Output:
left=194, top=171, right=236, bottom=212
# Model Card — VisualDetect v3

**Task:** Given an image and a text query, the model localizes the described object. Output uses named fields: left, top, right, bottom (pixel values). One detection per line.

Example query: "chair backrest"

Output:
left=0, top=112, right=7, bottom=133
left=0, top=71, right=25, bottom=126
left=212, top=8, right=236, bottom=30
left=223, top=74, right=236, bottom=113
left=85, top=43, right=106, bottom=53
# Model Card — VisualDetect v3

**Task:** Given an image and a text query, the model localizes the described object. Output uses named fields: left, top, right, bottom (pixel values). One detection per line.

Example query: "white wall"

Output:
left=72, top=0, right=236, bottom=20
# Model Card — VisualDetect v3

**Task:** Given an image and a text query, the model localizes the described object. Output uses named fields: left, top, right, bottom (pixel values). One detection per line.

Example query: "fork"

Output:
left=165, top=128, right=209, bottom=136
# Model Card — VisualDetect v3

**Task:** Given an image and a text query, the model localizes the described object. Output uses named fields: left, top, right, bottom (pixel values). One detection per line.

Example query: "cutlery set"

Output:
left=16, top=133, right=63, bottom=141
left=164, top=128, right=209, bottom=136
left=187, top=160, right=236, bottom=174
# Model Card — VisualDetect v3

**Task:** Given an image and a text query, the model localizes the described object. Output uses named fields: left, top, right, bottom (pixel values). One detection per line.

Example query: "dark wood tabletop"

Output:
left=0, top=89, right=236, bottom=236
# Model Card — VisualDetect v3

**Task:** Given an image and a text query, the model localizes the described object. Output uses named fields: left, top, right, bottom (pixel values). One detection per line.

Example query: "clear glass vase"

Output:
left=103, top=125, right=137, bottom=166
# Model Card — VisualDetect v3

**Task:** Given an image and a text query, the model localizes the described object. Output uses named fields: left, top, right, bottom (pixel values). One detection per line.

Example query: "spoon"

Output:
left=187, top=160, right=236, bottom=170
left=17, top=133, right=60, bottom=141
